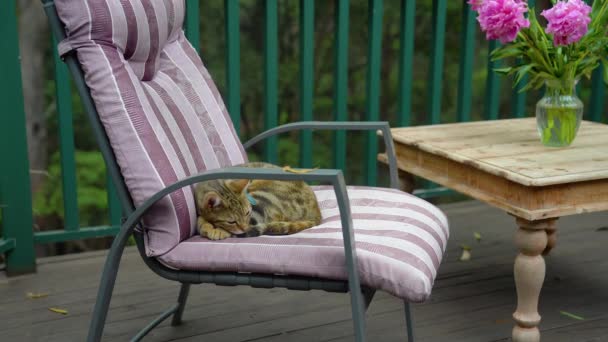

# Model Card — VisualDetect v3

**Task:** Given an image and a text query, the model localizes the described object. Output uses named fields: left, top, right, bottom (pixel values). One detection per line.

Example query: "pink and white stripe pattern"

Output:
left=55, top=0, right=247, bottom=256
left=159, top=186, right=449, bottom=302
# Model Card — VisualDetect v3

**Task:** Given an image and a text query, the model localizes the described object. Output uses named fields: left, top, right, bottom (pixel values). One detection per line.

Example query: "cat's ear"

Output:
left=227, top=179, right=250, bottom=193
left=203, top=192, right=222, bottom=209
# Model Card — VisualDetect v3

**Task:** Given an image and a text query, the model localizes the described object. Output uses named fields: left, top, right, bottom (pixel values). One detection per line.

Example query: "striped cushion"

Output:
left=158, top=186, right=449, bottom=301
left=55, top=0, right=247, bottom=256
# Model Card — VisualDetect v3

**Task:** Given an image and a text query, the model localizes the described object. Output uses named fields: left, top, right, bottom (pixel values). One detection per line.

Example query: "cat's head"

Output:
left=197, top=179, right=252, bottom=236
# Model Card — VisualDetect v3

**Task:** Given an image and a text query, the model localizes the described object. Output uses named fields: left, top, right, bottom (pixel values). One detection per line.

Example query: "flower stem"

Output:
left=542, top=107, right=578, bottom=146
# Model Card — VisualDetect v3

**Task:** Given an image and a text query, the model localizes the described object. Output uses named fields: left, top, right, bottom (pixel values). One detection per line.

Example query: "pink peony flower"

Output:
left=541, top=0, right=591, bottom=46
left=468, top=0, right=484, bottom=11
left=475, top=0, right=530, bottom=44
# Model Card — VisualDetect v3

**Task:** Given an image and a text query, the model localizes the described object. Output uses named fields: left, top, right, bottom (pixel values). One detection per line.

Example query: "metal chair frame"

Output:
left=41, top=1, right=414, bottom=341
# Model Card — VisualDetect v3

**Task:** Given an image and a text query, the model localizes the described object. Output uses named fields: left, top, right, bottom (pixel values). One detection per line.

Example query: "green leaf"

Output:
left=26, top=292, right=49, bottom=299
left=559, top=311, right=585, bottom=321
left=592, top=0, right=601, bottom=17
left=48, top=307, right=68, bottom=315
left=529, top=9, right=540, bottom=39
left=474, top=232, right=482, bottom=242
left=514, top=64, right=535, bottom=85
left=490, top=43, right=525, bottom=61
left=491, top=47, right=523, bottom=60
left=494, top=67, right=513, bottom=75
left=537, top=72, right=558, bottom=82
left=459, top=249, right=471, bottom=261
left=520, top=72, right=546, bottom=92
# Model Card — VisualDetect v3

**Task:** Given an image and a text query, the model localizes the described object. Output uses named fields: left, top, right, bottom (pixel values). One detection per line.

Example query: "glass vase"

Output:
left=535, top=79, right=583, bottom=147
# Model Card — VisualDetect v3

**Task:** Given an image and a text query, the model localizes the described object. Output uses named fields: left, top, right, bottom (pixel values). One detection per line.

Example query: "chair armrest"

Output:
left=108, top=166, right=363, bottom=309
left=243, top=121, right=399, bottom=189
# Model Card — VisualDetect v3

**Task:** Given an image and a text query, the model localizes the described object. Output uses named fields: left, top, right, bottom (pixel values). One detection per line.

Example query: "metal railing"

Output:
left=1, top=0, right=606, bottom=274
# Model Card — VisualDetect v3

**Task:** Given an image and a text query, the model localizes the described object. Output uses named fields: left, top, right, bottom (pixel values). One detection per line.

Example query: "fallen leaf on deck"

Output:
left=494, top=318, right=510, bottom=324
left=459, top=249, right=471, bottom=261
left=474, top=232, right=482, bottom=242
left=459, top=244, right=471, bottom=261
left=48, top=308, right=68, bottom=315
left=282, top=166, right=319, bottom=174
left=559, top=311, right=584, bottom=321
left=26, top=292, right=49, bottom=299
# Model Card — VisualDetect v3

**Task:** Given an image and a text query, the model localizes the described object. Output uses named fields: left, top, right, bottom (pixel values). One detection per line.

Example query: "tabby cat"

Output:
left=195, top=162, right=322, bottom=240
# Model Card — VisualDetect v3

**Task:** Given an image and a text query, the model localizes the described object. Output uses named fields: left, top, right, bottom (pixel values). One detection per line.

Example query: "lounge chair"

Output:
left=41, top=1, right=449, bottom=341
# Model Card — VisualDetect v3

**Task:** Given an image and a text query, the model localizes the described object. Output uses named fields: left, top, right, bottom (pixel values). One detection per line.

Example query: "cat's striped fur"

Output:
left=195, top=162, right=322, bottom=240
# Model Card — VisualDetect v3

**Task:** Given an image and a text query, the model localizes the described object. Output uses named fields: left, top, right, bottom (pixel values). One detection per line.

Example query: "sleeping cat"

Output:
left=194, top=162, right=322, bottom=240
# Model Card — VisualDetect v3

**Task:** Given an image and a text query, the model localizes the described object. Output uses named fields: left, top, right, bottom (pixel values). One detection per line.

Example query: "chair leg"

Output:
left=171, top=283, right=191, bottom=326
left=87, top=230, right=131, bottom=342
left=87, top=268, right=117, bottom=342
left=404, top=301, right=415, bottom=342
left=349, top=289, right=368, bottom=342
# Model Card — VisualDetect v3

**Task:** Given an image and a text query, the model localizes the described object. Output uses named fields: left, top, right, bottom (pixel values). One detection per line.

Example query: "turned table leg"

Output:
left=512, top=217, right=558, bottom=342
left=543, top=220, right=558, bottom=256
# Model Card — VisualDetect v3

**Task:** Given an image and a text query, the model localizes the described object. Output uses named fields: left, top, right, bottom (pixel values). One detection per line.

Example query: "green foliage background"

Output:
left=34, top=151, right=108, bottom=226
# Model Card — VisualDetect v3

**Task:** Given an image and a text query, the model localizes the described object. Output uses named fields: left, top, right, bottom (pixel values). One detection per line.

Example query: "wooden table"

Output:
left=379, top=118, right=608, bottom=342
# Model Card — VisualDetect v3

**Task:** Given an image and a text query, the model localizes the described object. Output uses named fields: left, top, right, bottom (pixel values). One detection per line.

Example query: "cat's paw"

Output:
left=207, top=228, right=232, bottom=240
left=197, top=218, right=210, bottom=233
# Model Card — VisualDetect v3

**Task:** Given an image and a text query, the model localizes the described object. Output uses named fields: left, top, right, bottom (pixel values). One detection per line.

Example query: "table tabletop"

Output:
left=389, top=118, right=608, bottom=186
left=380, top=118, right=608, bottom=220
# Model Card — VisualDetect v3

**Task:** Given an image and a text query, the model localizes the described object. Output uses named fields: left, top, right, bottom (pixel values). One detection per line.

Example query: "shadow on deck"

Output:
left=1, top=201, right=607, bottom=342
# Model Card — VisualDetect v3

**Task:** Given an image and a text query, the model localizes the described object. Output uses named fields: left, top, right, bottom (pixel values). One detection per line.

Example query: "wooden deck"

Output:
left=1, top=201, right=607, bottom=341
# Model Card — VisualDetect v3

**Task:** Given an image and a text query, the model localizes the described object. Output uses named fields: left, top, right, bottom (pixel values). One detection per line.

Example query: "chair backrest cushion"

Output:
left=55, top=0, right=248, bottom=256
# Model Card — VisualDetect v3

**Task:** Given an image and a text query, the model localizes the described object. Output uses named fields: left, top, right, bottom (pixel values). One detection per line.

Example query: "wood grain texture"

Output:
left=379, top=119, right=608, bottom=220
left=385, top=118, right=608, bottom=186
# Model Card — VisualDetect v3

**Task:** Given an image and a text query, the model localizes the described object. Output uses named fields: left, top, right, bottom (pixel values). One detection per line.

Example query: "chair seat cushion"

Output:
left=157, top=186, right=449, bottom=302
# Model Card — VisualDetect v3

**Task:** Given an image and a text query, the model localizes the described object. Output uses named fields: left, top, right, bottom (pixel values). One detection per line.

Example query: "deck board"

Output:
left=1, top=200, right=607, bottom=341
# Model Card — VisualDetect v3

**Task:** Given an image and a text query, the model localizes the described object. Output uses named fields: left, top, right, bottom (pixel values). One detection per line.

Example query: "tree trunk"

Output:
left=18, top=0, right=49, bottom=193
